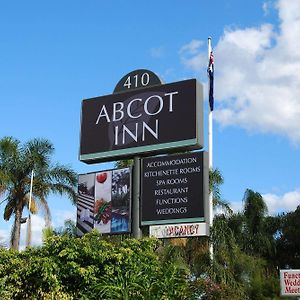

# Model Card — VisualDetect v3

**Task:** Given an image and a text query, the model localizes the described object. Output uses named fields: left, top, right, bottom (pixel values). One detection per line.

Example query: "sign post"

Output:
left=132, top=156, right=142, bottom=238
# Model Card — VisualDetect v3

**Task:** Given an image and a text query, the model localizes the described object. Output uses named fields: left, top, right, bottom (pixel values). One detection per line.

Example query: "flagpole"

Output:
left=26, top=170, right=34, bottom=248
left=208, top=37, right=214, bottom=260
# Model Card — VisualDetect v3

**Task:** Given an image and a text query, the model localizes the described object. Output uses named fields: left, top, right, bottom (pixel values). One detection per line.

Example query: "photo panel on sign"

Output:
left=94, top=171, right=112, bottom=234
left=77, top=173, right=95, bottom=236
left=111, top=168, right=131, bottom=233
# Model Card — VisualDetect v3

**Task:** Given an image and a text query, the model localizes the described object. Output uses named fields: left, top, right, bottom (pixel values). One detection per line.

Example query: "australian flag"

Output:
left=207, top=51, right=214, bottom=111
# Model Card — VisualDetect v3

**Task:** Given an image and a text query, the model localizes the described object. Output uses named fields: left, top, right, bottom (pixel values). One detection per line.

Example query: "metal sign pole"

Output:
left=132, top=156, right=142, bottom=238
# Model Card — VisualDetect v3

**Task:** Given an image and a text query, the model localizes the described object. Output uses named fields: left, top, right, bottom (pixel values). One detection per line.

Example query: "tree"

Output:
left=276, top=206, right=300, bottom=268
left=241, top=189, right=274, bottom=258
left=0, top=136, right=77, bottom=250
left=243, top=189, right=267, bottom=235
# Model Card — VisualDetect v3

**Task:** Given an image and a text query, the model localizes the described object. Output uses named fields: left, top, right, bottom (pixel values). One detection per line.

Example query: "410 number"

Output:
left=123, top=72, right=150, bottom=89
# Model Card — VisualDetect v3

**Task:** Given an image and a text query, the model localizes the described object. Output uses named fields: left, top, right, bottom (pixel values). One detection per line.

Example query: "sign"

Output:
left=150, top=222, right=209, bottom=238
left=113, top=69, right=163, bottom=94
left=80, top=79, right=203, bottom=163
left=77, top=167, right=131, bottom=235
left=280, top=269, right=300, bottom=296
left=141, top=151, right=208, bottom=226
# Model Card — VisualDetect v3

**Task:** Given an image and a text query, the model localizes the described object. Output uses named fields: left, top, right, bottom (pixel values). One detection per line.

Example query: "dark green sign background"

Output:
left=141, top=152, right=208, bottom=225
left=80, top=79, right=203, bottom=163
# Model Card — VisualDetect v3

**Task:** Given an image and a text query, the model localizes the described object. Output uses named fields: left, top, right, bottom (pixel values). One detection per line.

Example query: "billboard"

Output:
left=280, top=269, right=300, bottom=296
left=80, top=79, right=203, bottom=163
left=77, top=168, right=131, bottom=235
left=141, top=151, right=208, bottom=226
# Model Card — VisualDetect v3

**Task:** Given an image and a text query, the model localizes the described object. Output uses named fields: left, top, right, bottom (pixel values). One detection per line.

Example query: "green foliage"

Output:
left=243, top=189, right=268, bottom=235
left=2, top=162, right=297, bottom=299
left=276, top=205, right=300, bottom=268
left=115, top=159, right=133, bottom=168
left=0, top=232, right=193, bottom=299
left=209, top=215, right=249, bottom=298
left=53, top=219, right=77, bottom=237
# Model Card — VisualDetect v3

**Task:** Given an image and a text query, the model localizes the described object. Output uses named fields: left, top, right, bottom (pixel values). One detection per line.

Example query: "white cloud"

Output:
left=263, top=1, right=273, bottom=16
left=180, top=40, right=206, bottom=72
left=179, top=39, right=203, bottom=55
left=180, top=0, right=300, bottom=144
left=149, top=46, right=165, bottom=58
left=263, top=188, right=300, bottom=215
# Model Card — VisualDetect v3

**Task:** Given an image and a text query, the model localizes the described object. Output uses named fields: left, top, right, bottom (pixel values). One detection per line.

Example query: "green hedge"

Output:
left=0, top=231, right=193, bottom=300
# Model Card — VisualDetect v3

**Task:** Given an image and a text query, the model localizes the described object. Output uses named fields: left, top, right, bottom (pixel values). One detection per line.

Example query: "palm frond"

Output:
left=38, top=197, right=51, bottom=227
left=209, top=168, right=233, bottom=214
left=24, top=195, right=38, bottom=214
left=0, top=137, right=19, bottom=159
left=30, top=176, right=51, bottom=199
left=49, top=164, right=77, bottom=187
left=22, top=138, right=54, bottom=170
left=209, top=168, right=224, bottom=200
left=49, top=183, right=77, bottom=204
left=3, top=197, right=16, bottom=221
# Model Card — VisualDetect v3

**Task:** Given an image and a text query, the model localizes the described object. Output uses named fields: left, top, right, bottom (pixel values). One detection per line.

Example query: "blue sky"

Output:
left=1, top=0, right=299, bottom=246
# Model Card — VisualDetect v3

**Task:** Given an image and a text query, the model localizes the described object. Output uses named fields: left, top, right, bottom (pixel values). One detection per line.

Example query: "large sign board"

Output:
left=141, top=151, right=208, bottom=226
left=77, top=168, right=131, bottom=235
left=280, top=269, right=300, bottom=296
left=80, top=79, right=203, bottom=163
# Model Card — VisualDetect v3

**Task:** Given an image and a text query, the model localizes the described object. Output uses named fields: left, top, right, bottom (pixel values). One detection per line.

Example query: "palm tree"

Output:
left=0, top=136, right=77, bottom=250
